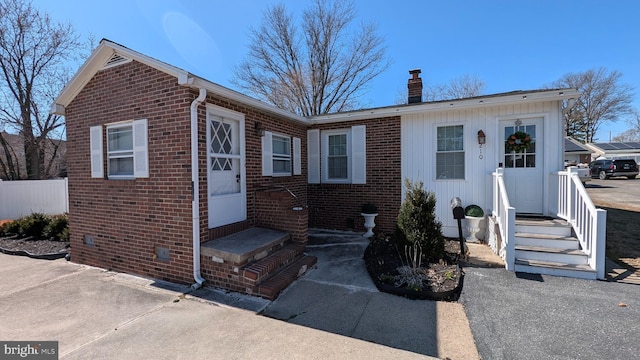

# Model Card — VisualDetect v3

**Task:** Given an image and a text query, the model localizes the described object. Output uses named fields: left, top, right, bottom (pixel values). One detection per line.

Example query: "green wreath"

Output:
left=506, top=131, right=531, bottom=153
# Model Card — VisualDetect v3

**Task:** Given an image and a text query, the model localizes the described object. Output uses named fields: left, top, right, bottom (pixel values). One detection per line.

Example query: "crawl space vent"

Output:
left=103, top=53, right=131, bottom=69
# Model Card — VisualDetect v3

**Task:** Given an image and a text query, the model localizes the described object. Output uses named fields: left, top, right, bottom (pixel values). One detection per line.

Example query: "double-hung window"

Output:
left=436, top=125, right=465, bottom=179
left=262, top=131, right=301, bottom=177
left=90, top=119, right=149, bottom=179
left=107, top=124, right=134, bottom=177
left=272, top=134, right=292, bottom=175
left=327, top=132, right=349, bottom=180
left=307, top=125, right=366, bottom=184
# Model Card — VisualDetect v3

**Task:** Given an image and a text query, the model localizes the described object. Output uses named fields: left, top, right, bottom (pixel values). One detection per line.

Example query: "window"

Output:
left=107, top=124, right=134, bottom=177
left=90, top=119, right=148, bottom=179
left=309, top=125, right=366, bottom=184
left=436, top=125, right=465, bottom=179
left=261, top=131, right=301, bottom=177
left=327, top=132, right=348, bottom=180
left=272, top=134, right=291, bottom=175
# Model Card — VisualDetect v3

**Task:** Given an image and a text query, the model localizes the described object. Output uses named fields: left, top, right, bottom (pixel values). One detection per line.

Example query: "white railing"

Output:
left=492, top=168, right=516, bottom=270
left=557, top=168, right=606, bottom=279
left=0, top=178, right=68, bottom=219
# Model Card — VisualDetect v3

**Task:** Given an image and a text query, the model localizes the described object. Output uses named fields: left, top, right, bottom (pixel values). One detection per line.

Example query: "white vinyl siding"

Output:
left=91, top=119, right=148, bottom=180
left=436, top=125, right=465, bottom=180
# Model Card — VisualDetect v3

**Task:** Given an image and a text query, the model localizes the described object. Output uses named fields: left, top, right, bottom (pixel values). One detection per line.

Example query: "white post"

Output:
left=567, top=167, right=577, bottom=224
left=594, top=208, right=607, bottom=279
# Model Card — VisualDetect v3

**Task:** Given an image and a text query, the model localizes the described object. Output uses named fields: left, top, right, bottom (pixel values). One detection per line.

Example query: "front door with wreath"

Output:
left=500, top=117, right=544, bottom=214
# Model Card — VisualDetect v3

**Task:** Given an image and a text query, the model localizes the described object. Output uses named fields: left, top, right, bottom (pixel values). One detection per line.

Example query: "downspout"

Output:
left=190, top=88, right=207, bottom=289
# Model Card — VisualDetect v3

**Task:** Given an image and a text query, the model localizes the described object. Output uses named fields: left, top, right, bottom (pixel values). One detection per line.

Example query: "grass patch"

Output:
left=602, top=207, right=640, bottom=271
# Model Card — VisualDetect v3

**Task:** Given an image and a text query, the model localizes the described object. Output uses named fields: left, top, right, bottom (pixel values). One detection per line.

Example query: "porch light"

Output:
left=254, top=121, right=265, bottom=137
left=477, top=130, right=486, bottom=145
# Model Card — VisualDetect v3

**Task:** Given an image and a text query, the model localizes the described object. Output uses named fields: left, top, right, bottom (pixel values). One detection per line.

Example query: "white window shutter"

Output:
left=90, top=126, right=104, bottom=178
left=262, top=131, right=273, bottom=176
left=132, top=119, right=149, bottom=178
left=351, top=125, right=366, bottom=184
left=307, top=129, right=320, bottom=184
left=293, top=137, right=301, bottom=175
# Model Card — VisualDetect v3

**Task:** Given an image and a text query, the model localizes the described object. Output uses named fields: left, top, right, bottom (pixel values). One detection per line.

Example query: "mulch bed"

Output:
left=363, top=234, right=464, bottom=301
left=0, top=235, right=69, bottom=260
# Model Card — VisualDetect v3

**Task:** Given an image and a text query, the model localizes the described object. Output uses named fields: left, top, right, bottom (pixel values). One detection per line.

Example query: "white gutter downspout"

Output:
left=190, top=88, right=207, bottom=289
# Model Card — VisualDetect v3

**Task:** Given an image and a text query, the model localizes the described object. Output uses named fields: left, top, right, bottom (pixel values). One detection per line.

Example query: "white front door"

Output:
left=500, top=118, right=544, bottom=214
left=207, top=109, right=246, bottom=228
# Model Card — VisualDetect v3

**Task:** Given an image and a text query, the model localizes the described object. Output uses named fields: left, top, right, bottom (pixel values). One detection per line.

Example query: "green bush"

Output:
left=43, top=214, right=69, bottom=242
left=18, top=212, right=49, bottom=238
left=465, top=205, right=484, bottom=217
left=0, top=213, right=69, bottom=241
left=396, top=179, right=444, bottom=261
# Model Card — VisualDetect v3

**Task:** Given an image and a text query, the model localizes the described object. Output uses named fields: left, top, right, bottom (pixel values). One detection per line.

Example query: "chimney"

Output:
left=408, top=69, right=422, bottom=104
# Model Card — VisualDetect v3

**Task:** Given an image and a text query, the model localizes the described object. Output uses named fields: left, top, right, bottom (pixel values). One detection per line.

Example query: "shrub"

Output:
left=396, top=179, right=444, bottom=261
left=0, top=220, right=14, bottom=236
left=361, top=203, right=378, bottom=214
left=18, top=212, right=49, bottom=238
left=43, top=214, right=69, bottom=242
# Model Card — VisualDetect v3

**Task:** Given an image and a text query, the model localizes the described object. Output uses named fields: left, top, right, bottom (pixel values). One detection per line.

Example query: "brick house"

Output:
left=53, top=39, right=605, bottom=297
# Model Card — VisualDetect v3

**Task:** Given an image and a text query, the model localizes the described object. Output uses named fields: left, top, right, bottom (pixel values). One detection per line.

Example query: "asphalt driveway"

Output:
left=460, top=266, right=640, bottom=359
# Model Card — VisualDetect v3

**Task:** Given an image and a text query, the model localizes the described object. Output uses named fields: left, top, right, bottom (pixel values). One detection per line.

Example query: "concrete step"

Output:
left=515, top=245, right=588, bottom=265
left=201, top=227, right=290, bottom=265
left=243, top=244, right=305, bottom=284
left=515, top=258, right=596, bottom=280
left=515, top=232, right=580, bottom=249
left=515, top=218, right=572, bottom=237
left=256, top=255, right=317, bottom=300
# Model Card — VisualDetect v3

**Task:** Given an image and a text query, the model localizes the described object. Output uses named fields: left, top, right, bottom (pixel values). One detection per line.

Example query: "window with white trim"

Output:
left=262, top=131, right=301, bottom=177
left=326, top=131, right=349, bottom=181
left=309, top=125, right=366, bottom=184
left=90, top=119, right=149, bottom=179
left=272, top=134, right=292, bottom=175
left=107, top=124, right=134, bottom=177
left=436, top=125, right=465, bottom=179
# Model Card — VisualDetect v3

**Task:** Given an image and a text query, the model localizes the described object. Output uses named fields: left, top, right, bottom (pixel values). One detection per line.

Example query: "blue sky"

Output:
left=34, top=0, right=639, bottom=141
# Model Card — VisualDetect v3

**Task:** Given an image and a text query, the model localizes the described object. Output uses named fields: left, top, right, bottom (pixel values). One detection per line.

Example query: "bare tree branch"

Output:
left=547, top=67, right=635, bottom=143
left=0, top=0, right=79, bottom=179
left=232, top=0, right=390, bottom=116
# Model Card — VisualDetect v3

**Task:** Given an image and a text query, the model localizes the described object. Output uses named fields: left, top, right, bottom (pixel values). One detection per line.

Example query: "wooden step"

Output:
left=256, top=255, right=317, bottom=300
left=243, top=244, right=305, bottom=284
left=515, top=233, right=580, bottom=249
left=515, top=245, right=588, bottom=264
left=515, top=258, right=596, bottom=280
left=515, top=218, right=572, bottom=237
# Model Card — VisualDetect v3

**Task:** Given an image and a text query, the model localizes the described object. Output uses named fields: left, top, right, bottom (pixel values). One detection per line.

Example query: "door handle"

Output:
left=236, top=174, right=240, bottom=183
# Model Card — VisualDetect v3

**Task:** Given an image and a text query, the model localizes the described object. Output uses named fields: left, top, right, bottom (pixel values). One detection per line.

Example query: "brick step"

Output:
left=242, top=244, right=305, bottom=284
left=256, top=255, right=317, bottom=300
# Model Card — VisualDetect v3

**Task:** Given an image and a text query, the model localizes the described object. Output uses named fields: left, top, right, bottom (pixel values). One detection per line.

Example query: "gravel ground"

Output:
left=0, top=236, right=69, bottom=256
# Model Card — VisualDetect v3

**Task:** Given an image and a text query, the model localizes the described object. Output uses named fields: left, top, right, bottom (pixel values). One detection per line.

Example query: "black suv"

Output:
left=589, top=159, right=638, bottom=180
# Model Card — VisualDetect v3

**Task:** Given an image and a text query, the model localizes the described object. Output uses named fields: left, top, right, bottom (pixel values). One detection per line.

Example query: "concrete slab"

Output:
left=0, top=256, right=83, bottom=296
left=200, top=227, right=288, bottom=263
left=0, top=253, right=433, bottom=360
left=62, top=297, right=430, bottom=360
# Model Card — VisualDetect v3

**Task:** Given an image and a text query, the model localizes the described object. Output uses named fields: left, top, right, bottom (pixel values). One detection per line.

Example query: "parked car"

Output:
left=589, top=159, right=639, bottom=180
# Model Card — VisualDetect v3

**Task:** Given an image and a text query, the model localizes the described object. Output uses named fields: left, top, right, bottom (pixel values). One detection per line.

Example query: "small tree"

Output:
left=396, top=179, right=444, bottom=261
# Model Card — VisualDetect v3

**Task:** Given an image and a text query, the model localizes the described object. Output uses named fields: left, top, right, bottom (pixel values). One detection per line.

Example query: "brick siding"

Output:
left=307, top=117, right=402, bottom=234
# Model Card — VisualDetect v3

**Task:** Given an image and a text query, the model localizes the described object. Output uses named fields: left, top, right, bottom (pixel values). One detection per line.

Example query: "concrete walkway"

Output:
left=262, top=229, right=480, bottom=360
left=0, top=252, right=436, bottom=359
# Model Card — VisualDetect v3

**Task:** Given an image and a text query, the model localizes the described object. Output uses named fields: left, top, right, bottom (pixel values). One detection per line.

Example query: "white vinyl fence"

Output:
left=0, top=178, right=68, bottom=219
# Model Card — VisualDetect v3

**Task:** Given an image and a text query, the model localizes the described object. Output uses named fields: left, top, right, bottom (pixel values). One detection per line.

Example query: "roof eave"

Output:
left=51, top=40, right=191, bottom=115
left=309, top=89, right=580, bottom=124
